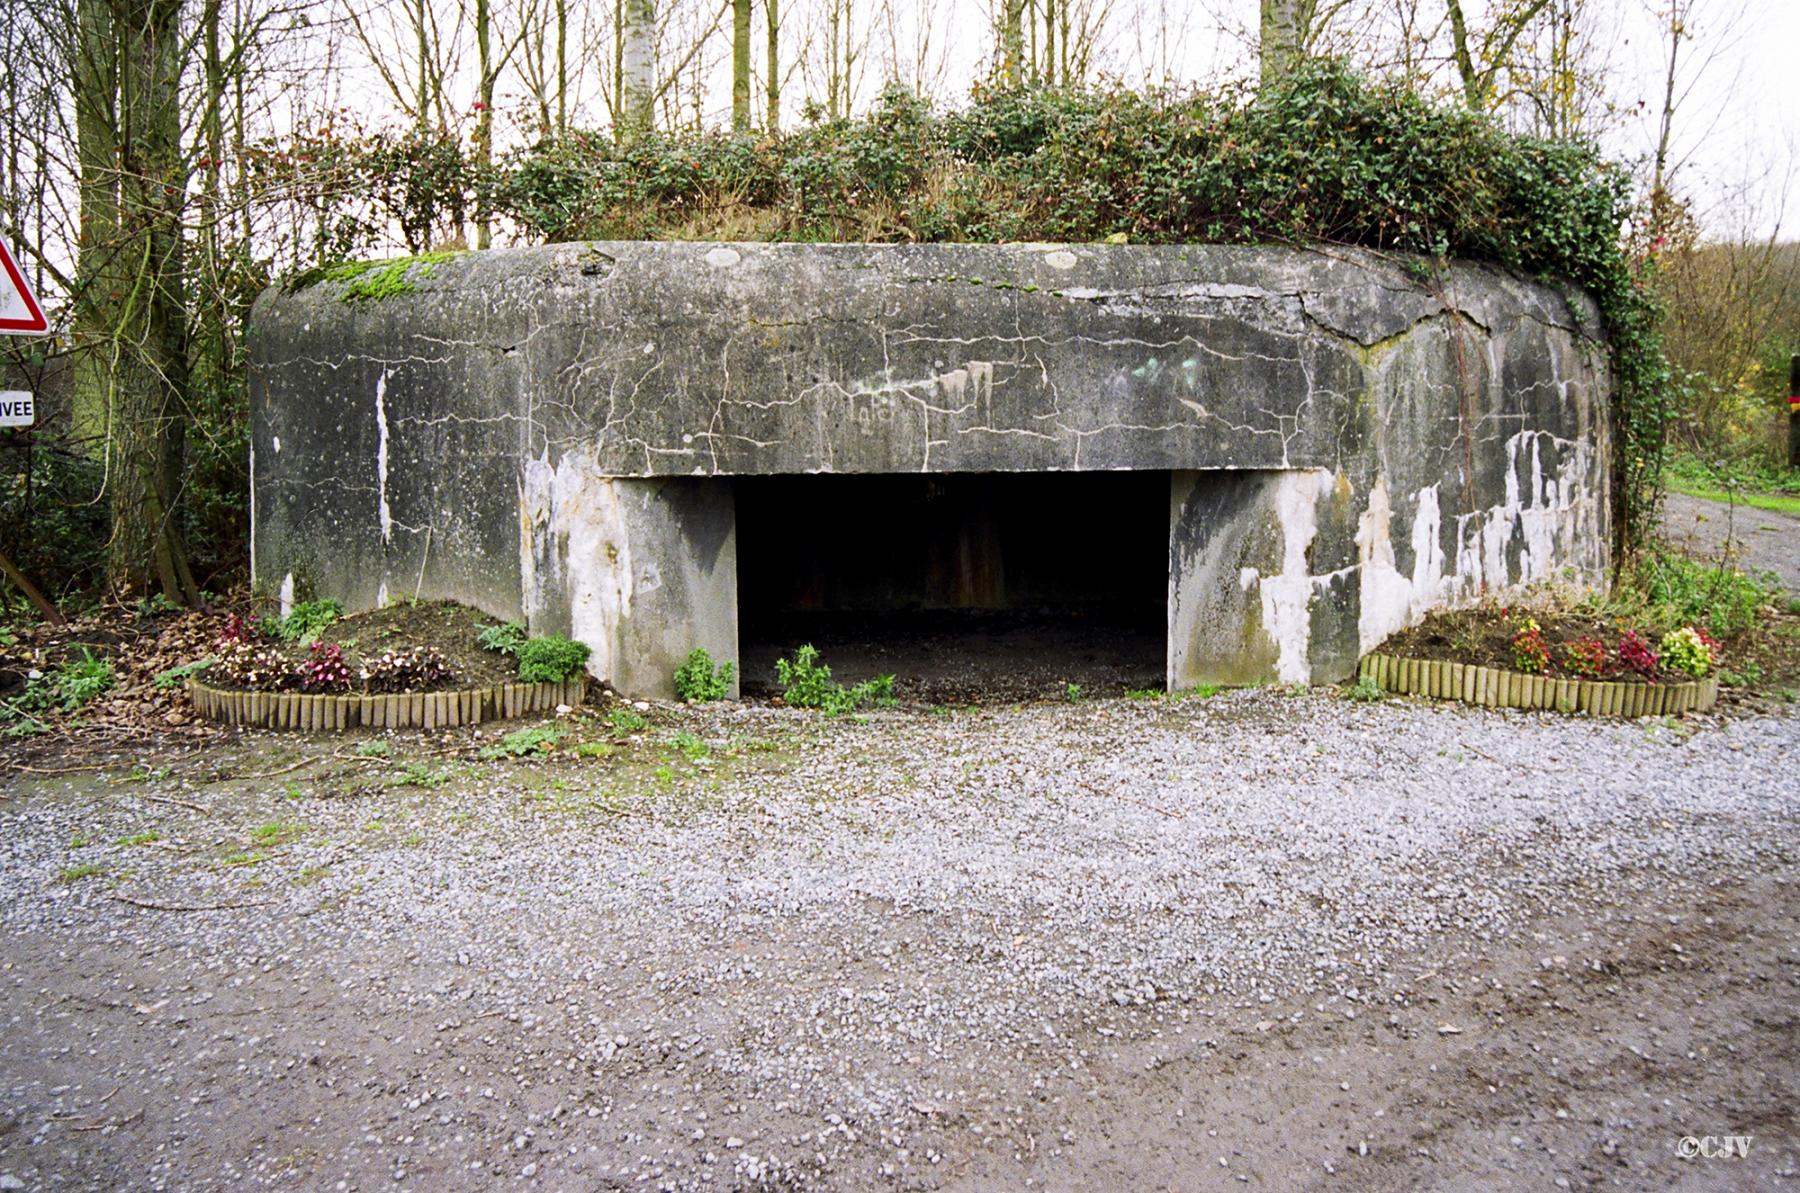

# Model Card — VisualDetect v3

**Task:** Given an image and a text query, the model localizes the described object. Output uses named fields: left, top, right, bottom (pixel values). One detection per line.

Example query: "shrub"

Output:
left=672, top=648, right=734, bottom=702
left=1631, top=550, right=1775, bottom=639
left=1509, top=618, right=1550, bottom=674
left=1559, top=638, right=1607, bottom=678
left=516, top=634, right=591, bottom=683
left=215, top=611, right=268, bottom=645
left=213, top=642, right=293, bottom=690
left=476, top=619, right=527, bottom=656
left=26, top=649, right=116, bottom=712
left=1659, top=626, right=1716, bottom=677
left=296, top=642, right=354, bottom=692
left=275, top=599, right=344, bottom=644
left=360, top=646, right=457, bottom=692
left=1615, top=630, right=1660, bottom=679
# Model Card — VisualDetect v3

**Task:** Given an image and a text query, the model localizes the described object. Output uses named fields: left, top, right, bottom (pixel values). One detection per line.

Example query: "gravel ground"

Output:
left=1662, top=493, right=1800, bottom=592
left=1, top=689, right=1797, bottom=1191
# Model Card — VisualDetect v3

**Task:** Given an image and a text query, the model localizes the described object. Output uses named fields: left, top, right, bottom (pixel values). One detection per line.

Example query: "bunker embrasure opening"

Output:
left=735, top=472, right=1169, bottom=701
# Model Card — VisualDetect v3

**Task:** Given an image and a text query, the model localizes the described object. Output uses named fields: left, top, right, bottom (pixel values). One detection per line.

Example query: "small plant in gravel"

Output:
left=516, top=634, right=591, bottom=683
left=354, top=739, right=392, bottom=757
left=56, top=863, right=105, bottom=883
left=1347, top=675, right=1383, bottom=702
left=275, top=599, right=344, bottom=644
left=1559, top=638, right=1608, bottom=678
left=1509, top=618, right=1551, bottom=674
left=1659, top=626, right=1717, bottom=678
left=672, top=648, right=734, bottom=702
left=672, top=730, right=710, bottom=761
left=360, top=646, right=457, bottom=692
left=1615, top=630, right=1661, bottom=680
left=117, top=831, right=161, bottom=847
left=1064, top=683, right=1082, bottom=702
left=479, top=724, right=566, bottom=759
left=476, top=619, right=527, bottom=656
left=775, top=644, right=896, bottom=716
left=392, top=762, right=450, bottom=788
left=606, top=707, right=647, bottom=734
left=295, top=642, right=354, bottom=692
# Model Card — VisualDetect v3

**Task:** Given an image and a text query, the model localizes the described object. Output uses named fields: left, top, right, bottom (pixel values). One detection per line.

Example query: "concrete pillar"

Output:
left=522, top=470, right=738, bottom=700
left=1168, top=469, right=1341, bottom=690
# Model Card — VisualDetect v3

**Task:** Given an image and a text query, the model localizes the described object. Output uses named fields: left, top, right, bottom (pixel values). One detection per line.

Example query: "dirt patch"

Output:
left=240, top=599, right=520, bottom=691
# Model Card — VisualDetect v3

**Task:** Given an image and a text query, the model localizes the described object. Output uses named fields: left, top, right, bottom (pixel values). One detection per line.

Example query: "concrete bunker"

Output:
left=248, top=241, right=1611, bottom=699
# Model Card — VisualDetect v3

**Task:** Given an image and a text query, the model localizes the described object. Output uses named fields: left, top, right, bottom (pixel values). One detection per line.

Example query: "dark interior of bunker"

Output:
left=736, top=472, right=1168, bottom=702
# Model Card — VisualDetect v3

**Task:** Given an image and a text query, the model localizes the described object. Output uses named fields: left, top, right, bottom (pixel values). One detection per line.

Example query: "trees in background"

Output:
left=0, top=0, right=1789, bottom=609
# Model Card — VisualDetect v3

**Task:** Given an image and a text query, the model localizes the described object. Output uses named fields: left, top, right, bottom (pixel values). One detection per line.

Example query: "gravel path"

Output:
left=1662, top=492, right=1800, bottom=592
left=2, top=690, right=1797, bottom=1190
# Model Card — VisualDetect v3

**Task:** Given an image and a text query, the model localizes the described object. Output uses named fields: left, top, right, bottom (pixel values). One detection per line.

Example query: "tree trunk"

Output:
left=732, top=0, right=751, bottom=129
left=620, top=0, right=656, bottom=142
left=107, top=0, right=197, bottom=602
left=1259, top=0, right=1306, bottom=84
left=475, top=0, right=494, bottom=247
left=1042, top=0, right=1055, bottom=86
left=765, top=0, right=779, bottom=128
left=556, top=0, right=568, bottom=130
left=1001, top=0, right=1024, bottom=85
left=72, top=0, right=119, bottom=450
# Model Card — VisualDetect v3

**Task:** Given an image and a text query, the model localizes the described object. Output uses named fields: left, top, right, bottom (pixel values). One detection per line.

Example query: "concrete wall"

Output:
left=249, top=241, right=1610, bottom=696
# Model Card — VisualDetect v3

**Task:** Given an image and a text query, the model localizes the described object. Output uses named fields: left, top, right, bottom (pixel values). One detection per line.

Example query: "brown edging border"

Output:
left=188, top=676, right=586, bottom=731
left=1358, top=653, right=1717, bottom=717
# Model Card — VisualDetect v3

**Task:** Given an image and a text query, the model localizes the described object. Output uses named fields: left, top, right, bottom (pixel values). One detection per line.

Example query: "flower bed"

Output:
left=1358, top=653, right=1717, bottom=716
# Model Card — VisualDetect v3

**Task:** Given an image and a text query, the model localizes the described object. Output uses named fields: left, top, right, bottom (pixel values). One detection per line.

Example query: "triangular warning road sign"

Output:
left=0, top=239, right=48, bottom=335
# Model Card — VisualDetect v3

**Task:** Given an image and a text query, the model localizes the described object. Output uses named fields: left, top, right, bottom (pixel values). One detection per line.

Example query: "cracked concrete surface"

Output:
left=249, top=242, right=1611, bottom=696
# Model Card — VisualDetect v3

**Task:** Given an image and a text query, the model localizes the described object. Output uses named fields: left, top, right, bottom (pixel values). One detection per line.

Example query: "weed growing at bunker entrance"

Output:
left=1347, top=675, right=1384, bottom=702
left=775, top=645, right=896, bottom=716
left=673, top=648, right=735, bottom=702
left=1064, top=683, right=1082, bottom=702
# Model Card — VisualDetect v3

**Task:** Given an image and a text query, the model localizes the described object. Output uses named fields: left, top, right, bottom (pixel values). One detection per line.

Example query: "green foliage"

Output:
left=1659, top=626, right=1715, bottom=677
left=516, top=634, right=591, bottom=683
left=1628, top=550, right=1775, bottom=639
left=56, top=863, right=106, bottom=883
left=353, top=738, right=392, bottom=757
left=392, top=762, right=450, bottom=788
left=136, top=593, right=182, bottom=617
left=476, top=619, right=527, bottom=656
left=42, top=649, right=115, bottom=712
left=775, top=645, right=896, bottom=715
left=1064, top=682, right=1082, bottom=702
left=671, top=729, right=710, bottom=760
left=479, top=724, right=566, bottom=759
left=672, top=648, right=735, bottom=702
left=154, top=657, right=213, bottom=689
left=1347, top=674, right=1384, bottom=702
left=275, top=599, right=343, bottom=644
left=605, top=707, right=648, bottom=734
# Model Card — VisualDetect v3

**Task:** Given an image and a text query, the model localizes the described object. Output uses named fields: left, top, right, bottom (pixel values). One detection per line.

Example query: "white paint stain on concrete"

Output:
left=519, top=443, right=623, bottom=681
left=278, top=572, right=295, bottom=620
left=1251, top=469, right=1333, bottom=684
left=375, top=370, right=393, bottom=545
left=704, top=247, right=741, bottom=268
